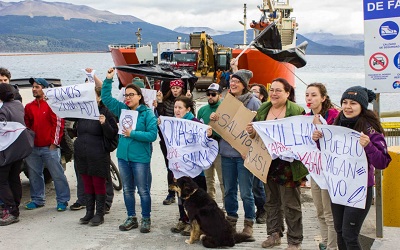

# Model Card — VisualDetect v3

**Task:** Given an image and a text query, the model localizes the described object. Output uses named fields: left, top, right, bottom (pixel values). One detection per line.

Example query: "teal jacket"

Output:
left=101, top=78, right=157, bottom=163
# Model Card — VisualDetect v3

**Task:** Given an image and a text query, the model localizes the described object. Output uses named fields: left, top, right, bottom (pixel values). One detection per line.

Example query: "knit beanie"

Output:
left=340, top=86, right=376, bottom=110
left=132, top=77, right=145, bottom=88
left=170, top=79, right=184, bottom=88
left=231, top=69, right=253, bottom=88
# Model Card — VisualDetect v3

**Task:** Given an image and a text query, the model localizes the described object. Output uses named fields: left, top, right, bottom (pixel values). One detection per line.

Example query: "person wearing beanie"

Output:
left=210, top=68, right=261, bottom=240
left=313, top=86, right=391, bottom=249
left=0, top=83, right=25, bottom=226
left=132, top=77, right=145, bottom=89
left=155, top=78, right=193, bottom=214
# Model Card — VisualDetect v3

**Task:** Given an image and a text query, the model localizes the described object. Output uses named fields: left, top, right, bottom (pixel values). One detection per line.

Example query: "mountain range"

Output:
left=0, top=0, right=364, bottom=55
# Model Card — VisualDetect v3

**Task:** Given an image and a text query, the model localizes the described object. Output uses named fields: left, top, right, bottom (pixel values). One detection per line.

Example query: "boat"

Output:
left=233, top=0, right=298, bottom=87
left=108, top=28, right=154, bottom=87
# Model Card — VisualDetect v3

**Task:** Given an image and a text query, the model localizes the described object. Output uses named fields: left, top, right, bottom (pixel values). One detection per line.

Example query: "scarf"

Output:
left=236, top=92, right=253, bottom=106
left=182, top=111, right=195, bottom=120
left=337, top=112, right=359, bottom=129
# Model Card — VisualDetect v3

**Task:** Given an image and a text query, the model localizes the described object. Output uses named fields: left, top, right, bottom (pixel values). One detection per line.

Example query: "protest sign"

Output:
left=141, top=88, right=157, bottom=111
left=209, top=94, right=256, bottom=156
left=45, top=83, right=100, bottom=120
left=244, top=134, right=272, bottom=183
left=118, top=109, right=138, bottom=135
left=318, top=125, right=368, bottom=209
left=82, top=69, right=95, bottom=84
left=252, top=116, right=326, bottom=188
left=0, top=121, right=25, bottom=150
left=159, top=116, right=218, bottom=179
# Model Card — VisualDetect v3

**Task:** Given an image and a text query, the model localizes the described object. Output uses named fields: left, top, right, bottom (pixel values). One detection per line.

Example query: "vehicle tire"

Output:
left=110, top=160, right=122, bottom=191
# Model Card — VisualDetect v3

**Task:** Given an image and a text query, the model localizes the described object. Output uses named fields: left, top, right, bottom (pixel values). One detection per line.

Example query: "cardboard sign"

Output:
left=244, top=134, right=272, bottom=183
left=45, top=83, right=100, bottom=120
left=209, top=94, right=256, bottom=156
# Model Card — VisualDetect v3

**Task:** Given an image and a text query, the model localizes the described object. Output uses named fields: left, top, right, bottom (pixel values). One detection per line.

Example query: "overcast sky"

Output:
left=8, top=0, right=365, bottom=34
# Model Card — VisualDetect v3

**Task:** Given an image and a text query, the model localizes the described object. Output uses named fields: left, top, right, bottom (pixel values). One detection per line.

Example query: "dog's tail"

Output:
left=234, top=232, right=255, bottom=243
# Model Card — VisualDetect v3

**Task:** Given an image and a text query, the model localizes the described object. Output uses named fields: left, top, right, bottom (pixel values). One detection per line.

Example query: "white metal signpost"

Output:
left=363, top=0, right=400, bottom=238
left=364, top=0, right=400, bottom=93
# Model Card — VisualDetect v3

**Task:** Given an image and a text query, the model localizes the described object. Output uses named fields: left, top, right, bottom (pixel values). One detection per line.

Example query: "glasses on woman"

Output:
left=123, top=93, right=139, bottom=98
left=229, top=79, right=241, bottom=84
left=206, top=92, right=217, bottom=97
left=269, top=88, right=284, bottom=93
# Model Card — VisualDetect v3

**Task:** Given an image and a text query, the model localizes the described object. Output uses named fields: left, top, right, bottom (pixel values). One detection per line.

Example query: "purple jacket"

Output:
left=364, top=126, right=391, bottom=187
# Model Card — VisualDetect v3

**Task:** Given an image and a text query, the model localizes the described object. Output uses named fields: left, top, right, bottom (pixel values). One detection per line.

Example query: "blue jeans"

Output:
left=118, top=159, right=151, bottom=218
left=25, top=147, right=70, bottom=205
left=221, top=156, right=255, bottom=220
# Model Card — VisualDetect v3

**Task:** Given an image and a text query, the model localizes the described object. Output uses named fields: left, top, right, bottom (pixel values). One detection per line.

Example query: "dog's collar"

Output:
left=183, top=188, right=198, bottom=199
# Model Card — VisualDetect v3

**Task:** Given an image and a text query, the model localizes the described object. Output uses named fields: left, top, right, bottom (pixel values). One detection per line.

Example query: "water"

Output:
left=0, top=53, right=397, bottom=114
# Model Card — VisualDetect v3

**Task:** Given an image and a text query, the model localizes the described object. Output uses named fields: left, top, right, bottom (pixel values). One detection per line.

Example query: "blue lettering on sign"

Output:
left=364, top=0, right=400, bottom=20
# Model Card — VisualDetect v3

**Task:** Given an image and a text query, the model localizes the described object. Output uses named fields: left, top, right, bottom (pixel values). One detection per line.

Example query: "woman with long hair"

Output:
left=101, top=68, right=157, bottom=233
left=313, top=86, right=391, bottom=249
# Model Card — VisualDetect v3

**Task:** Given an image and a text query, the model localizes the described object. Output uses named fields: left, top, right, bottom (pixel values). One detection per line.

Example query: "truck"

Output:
left=156, top=41, right=188, bottom=63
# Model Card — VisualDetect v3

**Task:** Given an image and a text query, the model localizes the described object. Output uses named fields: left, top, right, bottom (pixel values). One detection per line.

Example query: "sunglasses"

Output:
left=206, top=92, right=217, bottom=97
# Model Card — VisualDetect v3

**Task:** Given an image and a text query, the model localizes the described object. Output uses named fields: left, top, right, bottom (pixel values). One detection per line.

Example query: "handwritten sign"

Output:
left=244, top=134, right=272, bottom=183
left=209, top=94, right=256, bottom=156
left=252, top=116, right=326, bottom=188
left=0, top=121, right=25, bottom=150
left=159, top=116, right=219, bottom=179
left=45, top=83, right=100, bottom=120
left=118, top=109, right=138, bottom=135
left=318, top=125, right=368, bottom=209
left=141, top=88, right=157, bottom=111
left=82, top=69, right=95, bottom=84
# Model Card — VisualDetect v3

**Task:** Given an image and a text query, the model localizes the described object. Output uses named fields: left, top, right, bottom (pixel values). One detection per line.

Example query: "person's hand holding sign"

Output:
left=359, top=132, right=370, bottom=147
left=209, top=112, right=219, bottom=121
left=122, top=127, right=132, bottom=138
left=186, top=90, right=192, bottom=98
left=99, top=114, right=106, bottom=125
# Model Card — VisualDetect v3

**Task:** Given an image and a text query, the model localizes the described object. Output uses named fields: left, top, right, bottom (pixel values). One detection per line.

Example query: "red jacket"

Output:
left=24, top=98, right=64, bottom=147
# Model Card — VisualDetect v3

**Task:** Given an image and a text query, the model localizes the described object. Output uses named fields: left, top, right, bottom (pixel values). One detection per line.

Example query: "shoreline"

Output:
left=0, top=51, right=109, bottom=56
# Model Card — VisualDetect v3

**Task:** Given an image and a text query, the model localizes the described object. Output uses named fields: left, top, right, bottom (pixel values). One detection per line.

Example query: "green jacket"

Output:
left=197, top=100, right=221, bottom=139
left=101, top=79, right=157, bottom=163
left=255, top=100, right=308, bottom=184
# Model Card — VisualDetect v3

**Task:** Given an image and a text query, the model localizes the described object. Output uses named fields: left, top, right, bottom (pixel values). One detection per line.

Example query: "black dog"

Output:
left=170, top=176, right=252, bottom=248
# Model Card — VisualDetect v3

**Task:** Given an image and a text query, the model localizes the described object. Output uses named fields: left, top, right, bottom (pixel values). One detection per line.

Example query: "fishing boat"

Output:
left=233, top=0, right=298, bottom=87
left=108, top=28, right=154, bottom=87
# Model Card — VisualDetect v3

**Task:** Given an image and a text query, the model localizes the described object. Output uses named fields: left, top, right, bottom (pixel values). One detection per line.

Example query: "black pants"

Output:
left=0, top=160, right=23, bottom=216
left=159, top=137, right=175, bottom=197
left=331, top=186, right=373, bottom=250
left=178, top=175, right=207, bottom=222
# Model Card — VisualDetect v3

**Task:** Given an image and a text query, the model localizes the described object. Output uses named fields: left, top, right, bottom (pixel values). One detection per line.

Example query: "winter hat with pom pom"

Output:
left=340, top=86, right=376, bottom=110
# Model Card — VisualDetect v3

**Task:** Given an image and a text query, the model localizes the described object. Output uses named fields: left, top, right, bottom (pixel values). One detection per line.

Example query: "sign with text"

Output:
left=252, top=116, right=326, bottom=189
left=0, top=122, right=25, bottom=151
left=45, top=83, right=100, bottom=120
left=118, top=109, right=138, bottom=135
left=244, top=134, right=272, bottom=183
left=159, top=116, right=219, bottom=179
left=209, top=94, right=256, bottom=156
left=318, top=125, right=368, bottom=209
left=363, top=0, right=400, bottom=92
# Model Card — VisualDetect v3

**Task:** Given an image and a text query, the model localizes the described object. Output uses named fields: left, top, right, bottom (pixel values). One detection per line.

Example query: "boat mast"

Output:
left=239, top=4, right=247, bottom=45
left=135, top=28, right=142, bottom=47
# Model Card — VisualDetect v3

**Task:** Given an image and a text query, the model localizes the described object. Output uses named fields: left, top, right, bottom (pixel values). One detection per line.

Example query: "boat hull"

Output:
left=232, top=48, right=295, bottom=87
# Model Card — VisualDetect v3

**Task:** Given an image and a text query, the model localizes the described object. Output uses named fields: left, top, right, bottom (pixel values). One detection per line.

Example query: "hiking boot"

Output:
left=171, top=220, right=187, bottom=233
left=140, top=218, right=151, bottom=233
left=242, top=219, right=255, bottom=241
left=70, top=202, right=85, bottom=211
left=256, top=210, right=267, bottom=224
left=163, top=195, right=176, bottom=205
left=262, top=232, right=281, bottom=248
left=57, top=202, right=68, bottom=212
left=226, top=216, right=238, bottom=232
left=0, top=210, right=19, bottom=226
left=180, top=223, right=191, bottom=236
left=285, top=244, right=302, bottom=250
left=119, top=216, right=138, bottom=231
left=25, top=201, right=44, bottom=210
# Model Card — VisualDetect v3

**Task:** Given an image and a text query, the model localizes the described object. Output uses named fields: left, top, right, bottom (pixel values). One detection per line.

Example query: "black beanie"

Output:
left=340, top=86, right=376, bottom=110
left=231, top=69, right=253, bottom=88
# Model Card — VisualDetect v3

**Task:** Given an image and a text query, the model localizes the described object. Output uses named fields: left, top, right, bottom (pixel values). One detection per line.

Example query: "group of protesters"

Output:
left=0, top=61, right=392, bottom=250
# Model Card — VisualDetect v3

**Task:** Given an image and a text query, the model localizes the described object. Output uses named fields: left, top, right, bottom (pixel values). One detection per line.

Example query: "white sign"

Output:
left=45, top=83, right=100, bottom=120
left=318, top=125, right=368, bottom=209
left=364, top=0, right=400, bottom=92
left=0, top=122, right=25, bottom=150
left=82, top=69, right=95, bottom=84
left=159, top=116, right=219, bottom=179
left=252, top=116, right=326, bottom=188
left=118, top=109, right=138, bottom=135
left=141, top=88, right=157, bottom=111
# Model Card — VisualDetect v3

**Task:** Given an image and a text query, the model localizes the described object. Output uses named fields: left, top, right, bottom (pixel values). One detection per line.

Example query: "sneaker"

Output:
left=319, top=243, right=327, bottom=250
left=70, top=202, right=85, bottom=211
left=140, top=218, right=151, bottom=233
left=163, top=195, right=176, bottom=205
left=119, top=216, right=138, bottom=231
left=180, top=223, right=191, bottom=236
left=57, top=202, right=68, bottom=212
left=0, top=210, right=19, bottom=226
left=171, top=221, right=187, bottom=233
left=25, top=201, right=44, bottom=210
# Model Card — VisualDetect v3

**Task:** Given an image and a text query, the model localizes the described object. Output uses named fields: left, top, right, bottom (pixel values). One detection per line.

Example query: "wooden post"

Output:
left=373, top=93, right=383, bottom=238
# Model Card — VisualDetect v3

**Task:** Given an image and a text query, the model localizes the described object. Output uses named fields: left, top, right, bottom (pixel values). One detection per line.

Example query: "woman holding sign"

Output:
left=313, top=86, right=391, bottom=250
left=305, top=83, right=339, bottom=250
left=246, top=78, right=305, bottom=250
left=101, top=68, right=157, bottom=234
